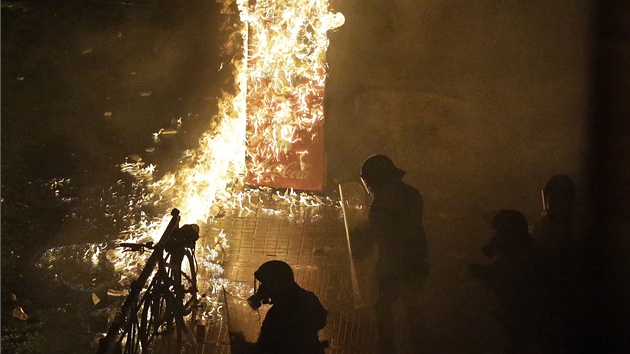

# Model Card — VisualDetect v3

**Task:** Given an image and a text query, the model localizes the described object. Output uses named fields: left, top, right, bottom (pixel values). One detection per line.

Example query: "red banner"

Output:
left=246, top=120, right=326, bottom=191
left=239, top=0, right=337, bottom=192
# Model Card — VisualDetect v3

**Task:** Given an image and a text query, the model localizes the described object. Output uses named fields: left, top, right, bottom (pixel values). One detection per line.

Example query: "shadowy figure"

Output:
left=534, top=174, right=576, bottom=251
left=532, top=175, right=577, bottom=353
left=360, top=154, right=429, bottom=353
left=238, top=260, right=328, bottom=354
left=470, top=210, right=543, bottom=354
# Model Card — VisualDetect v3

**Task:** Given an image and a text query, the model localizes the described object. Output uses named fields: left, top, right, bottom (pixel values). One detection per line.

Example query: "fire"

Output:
left=241, top=0, right=344, bottom=190
left=103, top=0, right=344, bottom=319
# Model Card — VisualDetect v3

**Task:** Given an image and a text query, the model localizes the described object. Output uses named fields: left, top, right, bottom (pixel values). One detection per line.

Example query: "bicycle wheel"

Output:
left=180, top=248, right=198, bottom=316
left=120, top=297, right=142, bottom=354
left=165, top=248, right=198, bottom=317
left=140, top=286, right=176, bottom=350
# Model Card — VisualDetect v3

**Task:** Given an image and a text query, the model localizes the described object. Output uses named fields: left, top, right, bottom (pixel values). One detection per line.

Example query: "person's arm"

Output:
left=292, top=292, right=327, bottom=331
left=229, top=332, right=257, bottom=354
left=257, top=307, right=284, bottom=349
left=368, top=197, right=397, bottom=235
left=348, top=224, right=377, bottom=259
left=309, top=293, right=328, bottom=330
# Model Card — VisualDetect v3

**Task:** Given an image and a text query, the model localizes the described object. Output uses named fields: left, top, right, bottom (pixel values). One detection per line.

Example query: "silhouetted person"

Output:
left=360, top=154, right=429, bottom=353
left=470, top=210, right=543, bottom=354
left=533, top=175, right=577, bottom=353
left=534, top=174, right=577, bottom=251
left=242, top=260, right=328, bottom=354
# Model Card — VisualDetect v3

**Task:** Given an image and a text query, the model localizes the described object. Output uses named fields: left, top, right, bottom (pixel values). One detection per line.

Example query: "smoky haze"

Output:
left=324, top=1, right=594, bottom=348
left=325, top=0, right=590, bottom=218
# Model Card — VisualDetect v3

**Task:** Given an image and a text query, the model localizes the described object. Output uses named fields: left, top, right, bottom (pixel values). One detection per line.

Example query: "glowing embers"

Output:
left=239, top=0, right=344, bottom=191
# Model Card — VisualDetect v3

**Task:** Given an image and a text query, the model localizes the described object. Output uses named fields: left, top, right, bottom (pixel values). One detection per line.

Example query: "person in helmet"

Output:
left=360, top=154, right=429, bottom=353
left=245, top=260, right=328, bottom=354
left=534, top=174, right=577, bottom=251
left=481, top=209, right=537, bottom=258
left=532, top=175, right=578, bottom=353
left=470, top=209, right=544, bottom=354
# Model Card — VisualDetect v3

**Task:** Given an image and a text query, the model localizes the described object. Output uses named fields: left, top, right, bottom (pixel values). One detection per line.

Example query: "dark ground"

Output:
left=2, top=0, right=229, bottom=352
left=2, top=0, right=630, bottom=353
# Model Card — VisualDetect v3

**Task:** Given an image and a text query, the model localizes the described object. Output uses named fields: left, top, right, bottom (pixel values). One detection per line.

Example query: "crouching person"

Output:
left=470, top=210, right=545, bottom=354
left=239, top=260, right=328, bottom=354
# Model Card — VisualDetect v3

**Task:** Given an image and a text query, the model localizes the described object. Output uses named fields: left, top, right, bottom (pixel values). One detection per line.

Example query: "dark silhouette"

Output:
left=532, top=175, right=577, bottom=353
left=240, top=260, right=328, bottom=354
left=469, top=210, right=544, bottom=354
left=534, top=174, right=577, bottom=251
left=360, top=154, right=429, bottom=353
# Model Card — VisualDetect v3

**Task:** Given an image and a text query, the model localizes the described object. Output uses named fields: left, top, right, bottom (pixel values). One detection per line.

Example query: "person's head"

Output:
left=492, top=209, right=528, bottom=236
left=360, top=154, right=405, bottom=195
left=248, top=260, right=295, bottom=309
left=542, top=174, right=576, bottom=215
left=482, top=209, right=530, bottom=256
left=254, top=260, right=295, bottom=286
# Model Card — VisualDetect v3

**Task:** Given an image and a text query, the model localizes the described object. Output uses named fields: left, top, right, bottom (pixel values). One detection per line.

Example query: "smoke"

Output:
left=326, top=0, right=591, bottom=218
left=323, top=1, right=592, bottom=350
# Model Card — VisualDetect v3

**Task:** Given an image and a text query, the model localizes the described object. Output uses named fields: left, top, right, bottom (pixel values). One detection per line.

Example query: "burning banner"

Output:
left=61, top=0, right=344, bottom=327
left=238, top=0, right=344, bottom=191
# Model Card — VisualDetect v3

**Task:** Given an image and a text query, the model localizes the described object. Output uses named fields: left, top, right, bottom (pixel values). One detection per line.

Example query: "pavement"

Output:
left=173, top=185, right=509, bottom=354
left=194, top=196, right=380, bottom=354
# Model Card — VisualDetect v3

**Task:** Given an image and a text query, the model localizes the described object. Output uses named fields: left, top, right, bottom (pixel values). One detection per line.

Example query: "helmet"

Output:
left=484, top=210, right=531, bottom=256
left=542, top=174, right=576, bottom=214
left=248, top=261, right=294, bottom=310
left=254, top=260, right=294, bottom=285
left=491, top=209, right=528, bottom=236
left=543, top=174, right=576, bottom=202
left=361, top=155, right=406, bottom=185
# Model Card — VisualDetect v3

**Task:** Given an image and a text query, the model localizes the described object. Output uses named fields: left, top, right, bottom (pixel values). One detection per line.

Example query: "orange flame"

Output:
left=241, top=0, right=344, bottom=188
left=108, top=0, right=343, bottom=305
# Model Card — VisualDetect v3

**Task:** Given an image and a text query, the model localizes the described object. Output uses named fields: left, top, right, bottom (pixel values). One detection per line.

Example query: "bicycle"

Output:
left=98, top=209, right=200, bottom=354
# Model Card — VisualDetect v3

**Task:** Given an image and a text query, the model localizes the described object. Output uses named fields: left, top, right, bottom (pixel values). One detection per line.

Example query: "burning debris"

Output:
left=37, top=0, right=344, bottom=351
left=239, top=0, right=344, bottom=191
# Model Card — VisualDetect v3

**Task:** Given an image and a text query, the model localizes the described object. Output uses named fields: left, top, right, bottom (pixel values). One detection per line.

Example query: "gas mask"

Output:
left=247, top=279, right=273, bottom=310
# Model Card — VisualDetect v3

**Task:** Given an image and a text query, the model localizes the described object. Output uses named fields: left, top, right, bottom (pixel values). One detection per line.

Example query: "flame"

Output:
left=241, top=0, right=344, bottom=183
left=113, top=0, right=342, bottom=240
left=102, top=0, right=343, bottom=324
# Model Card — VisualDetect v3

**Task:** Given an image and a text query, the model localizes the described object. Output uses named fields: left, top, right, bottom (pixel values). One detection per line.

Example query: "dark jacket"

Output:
left=257, top=283, right=327, bottom=354
left=369, top=179, right=428, bottom=281
left=472, top=236, right=543, bottom=325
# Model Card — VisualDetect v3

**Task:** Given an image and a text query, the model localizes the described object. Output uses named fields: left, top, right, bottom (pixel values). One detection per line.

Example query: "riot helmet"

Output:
left=483, top=209, right=530, bottom=256
left=248, top=260, right=295, bottom=310
left=254, top=260, right=295, bottom=284
left=491, top=209, right=529, bottom=236
left=542, top=174, right=576, bottom=214
left=360, top=155, right=405, bottom=194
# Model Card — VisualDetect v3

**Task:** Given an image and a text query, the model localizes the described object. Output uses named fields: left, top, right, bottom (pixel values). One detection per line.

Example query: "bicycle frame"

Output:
left=98, top=209, right=199, bottom=354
